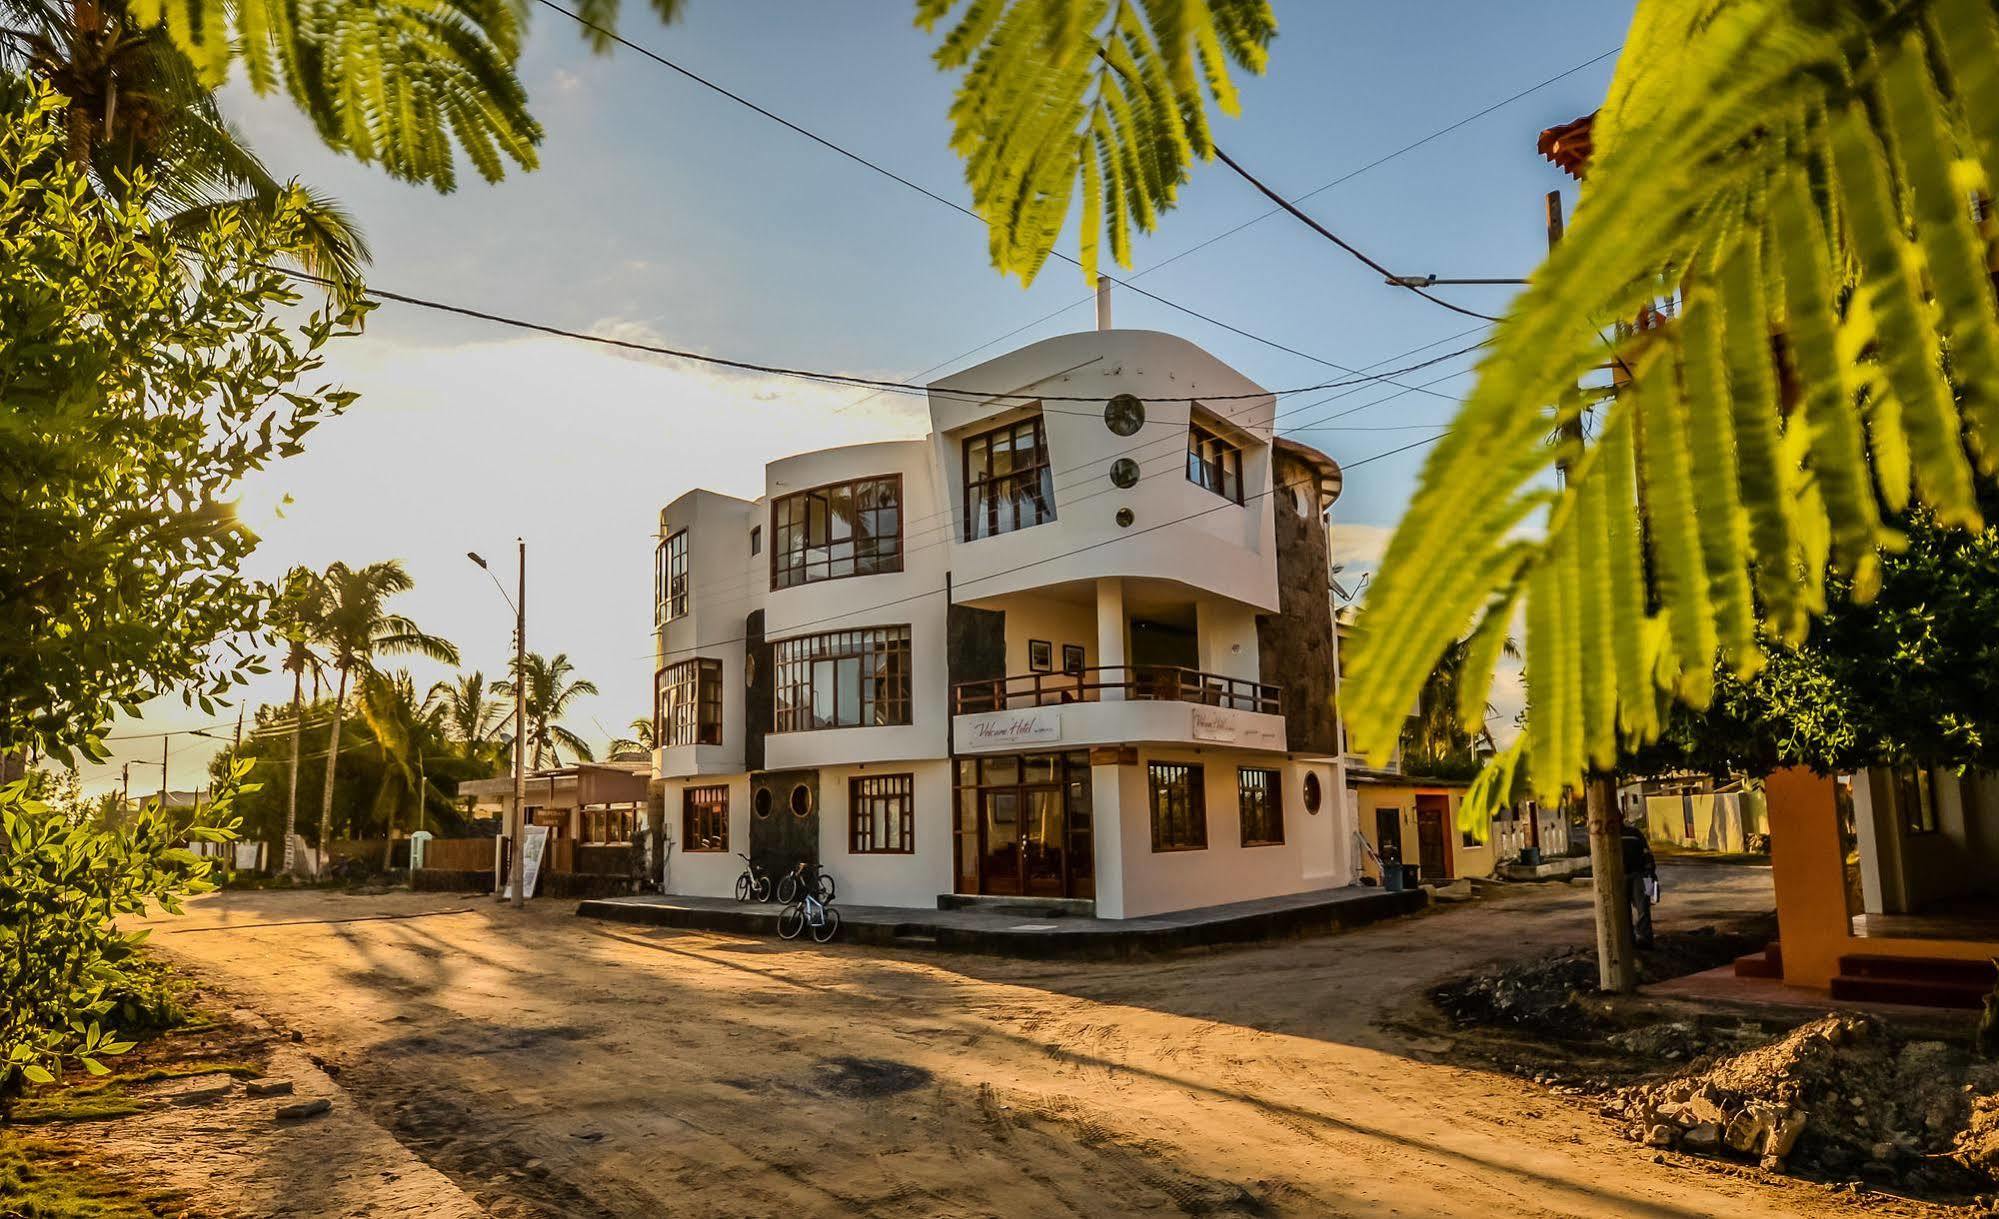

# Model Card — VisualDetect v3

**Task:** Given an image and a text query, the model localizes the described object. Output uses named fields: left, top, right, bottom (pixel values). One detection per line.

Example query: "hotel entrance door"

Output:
left=955, top=751, right=1094, bottom=899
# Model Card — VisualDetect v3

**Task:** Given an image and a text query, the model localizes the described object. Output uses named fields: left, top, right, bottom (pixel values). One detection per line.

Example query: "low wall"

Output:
left=412, top=868, right=495, bottom=894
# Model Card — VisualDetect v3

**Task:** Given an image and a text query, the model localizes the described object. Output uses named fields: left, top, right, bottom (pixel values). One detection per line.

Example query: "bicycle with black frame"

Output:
left=777, top=861, right=840, bottom=943
left=775, top=858, right=836, bottom=904
left=732, top=851, right=772, bottom=903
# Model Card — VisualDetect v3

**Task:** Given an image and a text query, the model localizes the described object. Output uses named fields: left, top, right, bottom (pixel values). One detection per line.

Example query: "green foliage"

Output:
left=919, top=0, right=1275, bottom=284
left=1346, top=1, right=1999, bottom=806
left=0, top=1131, right=162, bottom=1216
left=0, top=81, right=364, bottom=766
left=210, top=697, right=489, bottom=849
left=74, top=0, right=545, bottom=193
left=0, top=763, right=243, bottom=1092
left=496, top=652, right=598, bottom=769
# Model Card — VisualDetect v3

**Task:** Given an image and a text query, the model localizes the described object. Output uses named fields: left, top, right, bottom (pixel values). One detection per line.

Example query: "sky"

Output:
left=82, top=0, right=1635, bottom=796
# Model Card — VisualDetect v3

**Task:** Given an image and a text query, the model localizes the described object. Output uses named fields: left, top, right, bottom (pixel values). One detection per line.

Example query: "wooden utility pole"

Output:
left=160, top=735, right=169, bottom=810
left=510, top=538, right=528, bottom=910
left=1548, top=188, right=1638, bottom=994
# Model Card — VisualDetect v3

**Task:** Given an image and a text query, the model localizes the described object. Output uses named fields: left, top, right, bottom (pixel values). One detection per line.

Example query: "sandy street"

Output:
left=128, top=865, right=1913, bottom=1218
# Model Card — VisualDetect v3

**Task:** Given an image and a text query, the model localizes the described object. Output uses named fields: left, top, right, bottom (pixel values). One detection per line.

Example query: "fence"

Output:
left=418, top=837, right=498, bottom=872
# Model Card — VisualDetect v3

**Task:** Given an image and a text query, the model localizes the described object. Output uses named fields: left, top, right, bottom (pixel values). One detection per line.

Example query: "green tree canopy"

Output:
left=0, top=79, right=362, bottom=765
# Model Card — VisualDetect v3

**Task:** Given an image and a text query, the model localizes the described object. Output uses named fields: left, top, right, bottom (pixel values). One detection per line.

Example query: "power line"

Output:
left=531, top=0, right=1471, bottom=404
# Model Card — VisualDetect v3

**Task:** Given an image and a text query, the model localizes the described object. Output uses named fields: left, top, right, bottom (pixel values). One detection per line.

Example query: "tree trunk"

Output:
left=1587, top=773, right=1638, bottom=994
left=316, top=666, right=348, bottom=880
left=283, top=669, right=303, bottom=874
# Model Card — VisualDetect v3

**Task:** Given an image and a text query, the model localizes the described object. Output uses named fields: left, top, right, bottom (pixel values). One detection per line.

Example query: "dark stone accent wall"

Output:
left=749, top=768, right=820, bottom=880
left=1258, top=451, right=1340, bottom=754
left=744, top=609, right=772, bottom=773
left=948, top=603, right=1007, bottom=686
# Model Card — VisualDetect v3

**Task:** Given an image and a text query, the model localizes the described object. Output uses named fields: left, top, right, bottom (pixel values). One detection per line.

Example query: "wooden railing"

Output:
left=952, top=665, right=1280, bottom=716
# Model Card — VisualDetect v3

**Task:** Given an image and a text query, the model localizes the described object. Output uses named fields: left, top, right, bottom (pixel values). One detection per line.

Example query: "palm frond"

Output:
left=1347, top=0, right=1999, bottom=811
left=919, top=0, right=1275, bottom=285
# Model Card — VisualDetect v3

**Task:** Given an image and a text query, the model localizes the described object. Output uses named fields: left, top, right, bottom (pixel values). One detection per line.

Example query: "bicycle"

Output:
left=775, top=860, right=836, bottom=905
left=732, top=852, right=772, bottom=903
left=776, top=862, right=841, bottom=944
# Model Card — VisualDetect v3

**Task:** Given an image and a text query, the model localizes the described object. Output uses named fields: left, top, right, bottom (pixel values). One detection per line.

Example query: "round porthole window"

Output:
left=744, top=653, right=758, bottom=689
left=789, top=783, right=813, bottom=818
left=753, top=787, right=773, bottom=819
left=1115, top=507, right=1135, bottom=528
left=1110, top=457, right=1141, bottom=489
left=1303, top=772, right=1323, bottom=814
left=1103, top=393, right=1145, bottom=437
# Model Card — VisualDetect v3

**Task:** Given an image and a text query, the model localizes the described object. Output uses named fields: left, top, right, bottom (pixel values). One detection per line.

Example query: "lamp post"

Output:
left=470, top=541, right=527, bottom=910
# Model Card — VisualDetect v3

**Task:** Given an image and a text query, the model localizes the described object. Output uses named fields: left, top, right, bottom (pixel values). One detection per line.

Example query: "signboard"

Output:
left=1190, top=707, right=1237, bottom=743
left=500, top=824, right=551, bottom=900
left=966, top=710, right=1061, bottom=747
left=1191, top=707, right=1286, bottom=750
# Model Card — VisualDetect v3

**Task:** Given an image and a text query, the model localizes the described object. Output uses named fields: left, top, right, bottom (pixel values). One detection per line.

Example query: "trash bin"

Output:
left=1519, top=846, right=1542, bottom=867
left=1379, top=847, right=1404, bottom=892
left=1401, top=863, right=1421, bottom=890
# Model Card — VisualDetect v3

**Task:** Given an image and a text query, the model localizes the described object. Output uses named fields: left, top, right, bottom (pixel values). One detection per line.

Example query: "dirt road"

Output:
left=134, top=865, right=1911, bottom=1218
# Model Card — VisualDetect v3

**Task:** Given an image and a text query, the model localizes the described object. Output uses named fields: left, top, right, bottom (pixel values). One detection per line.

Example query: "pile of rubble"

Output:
left=1604, top=1013, right=1999, bottom=1194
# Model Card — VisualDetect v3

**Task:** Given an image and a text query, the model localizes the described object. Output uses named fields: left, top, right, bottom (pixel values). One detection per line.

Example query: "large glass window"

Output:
left=773, top=626, right=912, bottom=732
left=771, top=475, right=902, bottom=589
left=1187, top=421, right=1243, bottom=504
left=850, top=773, right=915, bottom=854
left=963, top=415, right=1056, bottom=540
left=1149, top=762, right=1208, bottom=852
left=1238, top=767, right=1284, bottom=846
left=682, top=785, right=728, bottom=852
left=654, top=530, right=688, bottom=623
left=656, top=658, right=723, bottom=747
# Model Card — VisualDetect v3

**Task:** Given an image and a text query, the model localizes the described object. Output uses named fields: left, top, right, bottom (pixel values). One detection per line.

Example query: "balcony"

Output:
left=953, top=665, right=1280, bottom=716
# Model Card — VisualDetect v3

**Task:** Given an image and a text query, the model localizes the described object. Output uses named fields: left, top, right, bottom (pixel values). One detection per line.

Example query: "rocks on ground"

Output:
left=1604, top=1013, right=1999, bottom=1196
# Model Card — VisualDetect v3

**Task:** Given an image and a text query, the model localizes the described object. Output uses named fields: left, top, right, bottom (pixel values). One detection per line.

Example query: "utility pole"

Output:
left=511, top=538, right=527, bottom=910
left=121, top=762, right=129, bottom=816
left=160, top=735, right=169, bottom=810
left=1548, top=187, right=1636, bottom=994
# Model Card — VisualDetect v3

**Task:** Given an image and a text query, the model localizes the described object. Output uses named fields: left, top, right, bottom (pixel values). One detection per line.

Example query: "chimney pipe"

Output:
left=1095, top=276, right=1112, bottom=331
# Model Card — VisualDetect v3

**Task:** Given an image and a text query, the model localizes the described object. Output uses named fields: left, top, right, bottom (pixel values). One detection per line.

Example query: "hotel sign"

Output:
left=1191, top=707, right=1285, bottom=750
left=967, top=710, right=1062, bottom=746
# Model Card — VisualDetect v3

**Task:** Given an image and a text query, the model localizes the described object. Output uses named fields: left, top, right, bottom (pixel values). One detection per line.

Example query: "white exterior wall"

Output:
left=931, top=331, right=1279, bottom=612
left=658, top=773, right=753, bottom=899
left=811, top=761, right=955, bottom=909
left=1099, top=750, right=1351, bottom=919
left=654, top=490, right=761, bottom=780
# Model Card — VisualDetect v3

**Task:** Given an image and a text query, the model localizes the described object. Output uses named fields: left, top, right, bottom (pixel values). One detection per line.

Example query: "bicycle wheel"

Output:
left=735, top=873, right=753, bottom=903
left=776, top=873, right=799, bottom=904
left=810, top=905, right=841, bottom=944
left=777, top=902, right=806, bottom=940
left=815, top=873, right=837, bottom=903
left=752, top=874, right=772, bottom=903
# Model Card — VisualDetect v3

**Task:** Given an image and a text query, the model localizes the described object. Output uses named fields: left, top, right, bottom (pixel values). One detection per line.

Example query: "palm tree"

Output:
left=495, top=652, right=597, bottom=770
left=312, top=560, right=458, bottom=876
left=426, top=671, right=504, bottom=763
left=1403, top=635, right=1521, bottom=776
left=605, top=716, right=656, bottom=760
left=358, top=668, right=442, bottom=868
left=268, top=567, right=326, bottom=873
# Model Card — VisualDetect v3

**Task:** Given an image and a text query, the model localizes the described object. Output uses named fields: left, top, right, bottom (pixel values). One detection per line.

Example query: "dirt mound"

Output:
left=1429, top=926, right=1763, bottom=1041
left=1606, top=1013, right=1999, bottom=1195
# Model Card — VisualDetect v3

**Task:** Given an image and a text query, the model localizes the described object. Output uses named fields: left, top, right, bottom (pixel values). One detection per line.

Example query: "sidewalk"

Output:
left=576, top=884, right=1428, bottom=959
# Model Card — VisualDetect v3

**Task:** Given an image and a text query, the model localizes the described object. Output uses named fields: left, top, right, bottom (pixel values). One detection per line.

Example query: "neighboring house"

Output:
left=1349, top=769, right=1478, bottom=881
left=649, top=328, right=1356, bottom=919
left=1621, top=773, right=1768, bottom=855
left=1746, top=767, right=1999, bottom=1007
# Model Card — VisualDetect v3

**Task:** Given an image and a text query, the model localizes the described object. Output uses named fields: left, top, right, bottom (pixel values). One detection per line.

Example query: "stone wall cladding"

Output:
left=1257, top=450, right=1339, bottom=754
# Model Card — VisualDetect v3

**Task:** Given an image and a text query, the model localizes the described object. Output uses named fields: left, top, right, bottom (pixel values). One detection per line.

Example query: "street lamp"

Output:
left=470, top=542, right=527, bottom=910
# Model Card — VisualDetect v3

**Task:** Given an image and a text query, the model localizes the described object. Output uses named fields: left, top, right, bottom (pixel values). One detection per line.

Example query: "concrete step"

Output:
left=1732, top=941, right=1783, bottom=979
left=1830, top=973, right=1991, bottom=1010
left=1837, top=953, right=1997, bottom=986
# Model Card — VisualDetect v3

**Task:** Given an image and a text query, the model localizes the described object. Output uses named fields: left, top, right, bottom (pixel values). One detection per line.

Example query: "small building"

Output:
left=455, top=762, right=651, bottom=896
left=1744, top=766, right=1999, bottom=1006
left=649, top=328, right=1360, bottom=918
left=1348, top=768, right=1480, bottom=881
left=1621, top=773, right=1769, bottom=855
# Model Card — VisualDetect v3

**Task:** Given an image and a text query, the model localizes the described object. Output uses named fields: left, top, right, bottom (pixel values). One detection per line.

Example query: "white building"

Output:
left=650, top=329, right=1356, bottom=918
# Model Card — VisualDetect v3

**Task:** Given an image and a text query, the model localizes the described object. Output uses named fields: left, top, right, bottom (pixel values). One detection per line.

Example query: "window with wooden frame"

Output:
left=963, top=415, right=1056, bottom=540
left=654, top=529, right=688, bottom=623
left=682, top=785, right=728, bottom=852
left=655, top=658, right=723, bottom=747
left=772, top=626, right=912, bottom=732
left=1237, top=767, right=1283, bottom=846
left=850, top=773, right=915, bottom=854
left=1186, top=420, right=1244, bottom=504
left=770, top=475, right=902, bottom=589
left=1149, top=762, right=1208, bottom=852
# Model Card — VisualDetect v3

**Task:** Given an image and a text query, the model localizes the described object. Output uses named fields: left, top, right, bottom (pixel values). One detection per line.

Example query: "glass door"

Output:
left=980, top=789, right=1023, bottom=895
left=1022, top=786, right=1065, bottom=896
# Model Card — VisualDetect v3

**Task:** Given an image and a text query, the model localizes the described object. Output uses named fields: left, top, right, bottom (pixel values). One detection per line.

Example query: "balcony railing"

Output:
left=953, top=665, right=1281, bottom=716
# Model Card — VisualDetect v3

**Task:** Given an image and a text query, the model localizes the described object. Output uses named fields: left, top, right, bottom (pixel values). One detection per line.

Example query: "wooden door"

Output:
left=1415, top=796, right=1450, bottom=880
